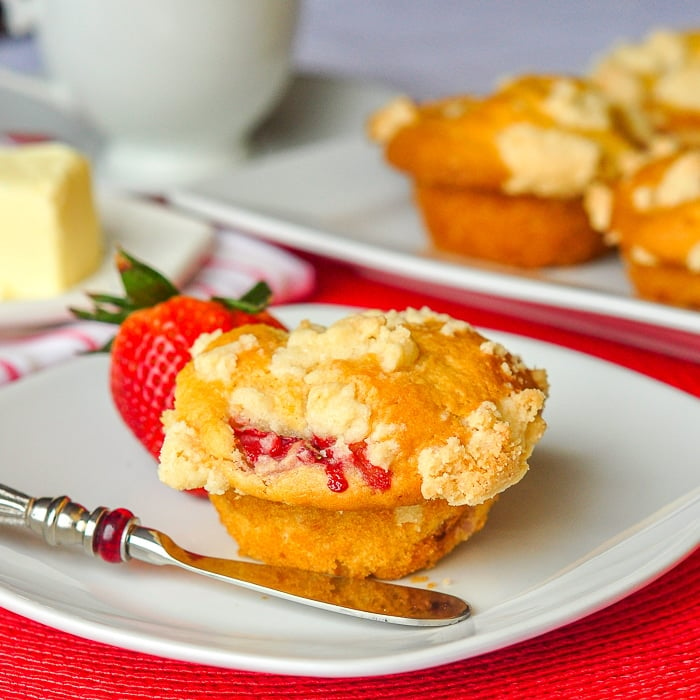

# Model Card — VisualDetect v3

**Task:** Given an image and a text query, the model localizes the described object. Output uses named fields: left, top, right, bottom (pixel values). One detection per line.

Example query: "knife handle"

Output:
left=0, top=484, right=31, bottom=527
left=0, top=483, right=137, bottom=562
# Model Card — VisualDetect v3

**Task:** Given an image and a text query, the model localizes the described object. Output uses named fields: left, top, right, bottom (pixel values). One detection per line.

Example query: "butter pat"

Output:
left=0, top=143, right=102, bottom=300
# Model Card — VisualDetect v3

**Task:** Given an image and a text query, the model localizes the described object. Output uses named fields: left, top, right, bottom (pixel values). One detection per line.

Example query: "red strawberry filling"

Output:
left=231, top=423, right=391, bottom=493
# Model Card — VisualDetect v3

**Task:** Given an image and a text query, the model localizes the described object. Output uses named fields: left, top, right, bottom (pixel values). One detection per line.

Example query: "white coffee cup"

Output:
left=0, top=0, right=299, bottom=190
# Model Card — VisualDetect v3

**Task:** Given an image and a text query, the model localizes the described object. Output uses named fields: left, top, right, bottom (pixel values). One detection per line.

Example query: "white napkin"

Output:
left=0, top=229, right=315, bottom=385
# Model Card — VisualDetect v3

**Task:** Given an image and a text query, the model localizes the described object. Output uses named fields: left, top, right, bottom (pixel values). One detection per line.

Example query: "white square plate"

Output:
left=0, top=304, right=697, bottom=677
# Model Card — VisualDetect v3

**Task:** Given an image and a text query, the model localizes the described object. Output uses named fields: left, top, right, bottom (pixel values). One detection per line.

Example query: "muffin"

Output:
left=369, top=75, right=643, bottom=267
left=610, top=148, right=700, bottom=308
left=158, top=307, right=548, bottom=579
left=590, top=28, right=700, bottom=147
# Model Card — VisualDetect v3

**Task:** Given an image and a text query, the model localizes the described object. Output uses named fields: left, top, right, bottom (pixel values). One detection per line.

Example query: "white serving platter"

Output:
left=170, top=137, right=700, bottom=361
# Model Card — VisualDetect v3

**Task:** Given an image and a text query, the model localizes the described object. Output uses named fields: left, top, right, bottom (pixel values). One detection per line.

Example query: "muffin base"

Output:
left=626, top=261, right=700, bottom=309
left=210, top=492, right=495, bottom=580
left=416, top=184, right=608, bottom=267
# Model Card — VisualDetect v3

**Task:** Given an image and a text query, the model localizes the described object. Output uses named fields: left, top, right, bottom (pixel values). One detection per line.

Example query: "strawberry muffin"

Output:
left=590, top=27, right=700, bottom=147
left=158, top=307, right=548, bottom=579
left=368, top=75, right=644, bottom=267
left=610, top=148, right=700, bottom=308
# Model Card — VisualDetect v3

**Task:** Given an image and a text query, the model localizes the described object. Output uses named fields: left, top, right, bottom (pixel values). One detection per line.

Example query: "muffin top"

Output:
left=590, top=28, right=700, bottom=143
left=159, top=307, right=548, bottom=511
left=368, top=75, right=642, bottom=199
left=611, top=148, right=700, bottom=271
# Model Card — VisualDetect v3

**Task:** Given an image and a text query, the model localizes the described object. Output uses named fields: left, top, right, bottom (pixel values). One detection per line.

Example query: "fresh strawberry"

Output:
left=73, top=249, right=285, bottom=462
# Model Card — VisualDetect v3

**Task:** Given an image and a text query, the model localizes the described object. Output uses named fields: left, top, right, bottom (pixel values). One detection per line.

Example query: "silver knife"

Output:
left=0, top=483, right=470, bottom=626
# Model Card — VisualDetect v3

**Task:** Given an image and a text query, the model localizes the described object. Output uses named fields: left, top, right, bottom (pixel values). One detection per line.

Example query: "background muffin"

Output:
left=611, top=148, right=700, bottom=308
left=590, top=27, right=700, bottom=147
left=370, top=75, right=643, bottom=267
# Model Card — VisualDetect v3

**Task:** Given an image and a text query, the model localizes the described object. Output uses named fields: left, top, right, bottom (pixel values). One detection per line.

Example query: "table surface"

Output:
left=1, top=2, right=699, bottom=698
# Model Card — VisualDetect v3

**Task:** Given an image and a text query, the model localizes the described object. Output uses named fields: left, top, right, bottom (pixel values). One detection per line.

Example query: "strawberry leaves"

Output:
left=72, top=248, right=273, bottom=326
left=115, top=248, right=180, bottom=309
left=212, top=280, right=272, bottom=315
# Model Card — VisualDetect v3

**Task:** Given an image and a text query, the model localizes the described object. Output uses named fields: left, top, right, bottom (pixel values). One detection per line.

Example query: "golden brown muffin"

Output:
left=369, top=75, right=642, bottom=267
left=610, top=149, right=700, bottom=308
left=158, top=307, right=548, bottom=578
left=591, top=28, right=700, bottom=147
left=210, top=493, right=495, bottom=579
left=415, top=184, right=608, bottom=268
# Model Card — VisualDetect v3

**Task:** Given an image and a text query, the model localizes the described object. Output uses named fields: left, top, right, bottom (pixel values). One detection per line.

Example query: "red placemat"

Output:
left=1, top=253, right=698, bottom=699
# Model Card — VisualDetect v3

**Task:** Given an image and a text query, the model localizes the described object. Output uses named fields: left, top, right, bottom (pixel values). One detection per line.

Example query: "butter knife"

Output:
left=0, top=483, right=470, bottom=626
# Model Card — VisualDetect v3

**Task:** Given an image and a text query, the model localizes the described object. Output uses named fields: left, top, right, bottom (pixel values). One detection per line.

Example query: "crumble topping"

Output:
left=479, top=340, right=535, bottom=381
left=592, top=29, right=700, bottom=113
left=630, top=245, right=659, bottom=266
left=158, top=416, right=235, bottom=494
left=190, top=329, right=223, bottom=357
left=530, top=368, right=549, bottom=394
left=542, top=79, right=611, bottom=131
left=591, top=29, right=687, bottom=105
left=584, top=181, right=614, bottom=232
left=632, top=152, right=700, bottom=211
left=654, top=64, right=700, bottom=110
left=367, top=96, right=419, bottom=144
left=439, top=317, right=473, bottom=336
left=364, top=306, right=472, bottom=333
left=686, top=242, right=700, bottom=273
left=193, top=333, right=259, bottom=384
left=417, top=388, right=547, bottom=506
left=228, top=387, right=289, bottom=432
left=271, top=312, right=421, bottom=376
left=479, top=340, right=508, bottom=357
left=600, top=30, right=686, bottom=76
left=160, top=307, right=549, bottom=506
left=194, top=309, right=470, bottom=456
left=305, top=382, right=371, bottom=444
left=439, top=98, right=474, bottom=119
left=497, top=123, right=601, bottom=197
left=365, top=422, right=403, bottom=469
